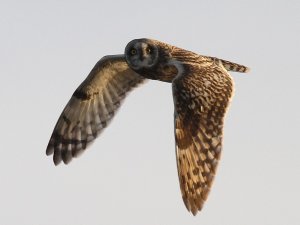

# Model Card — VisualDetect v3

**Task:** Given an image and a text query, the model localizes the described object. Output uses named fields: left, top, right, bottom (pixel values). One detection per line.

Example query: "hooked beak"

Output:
left=139, top=49, right=147, bottom=61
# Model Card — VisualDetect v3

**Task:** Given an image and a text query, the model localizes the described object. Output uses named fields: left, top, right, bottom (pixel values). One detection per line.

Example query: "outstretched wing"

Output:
left=46, top=55, right=145, bottom=165
left=172, top=63, right=234, bottom=215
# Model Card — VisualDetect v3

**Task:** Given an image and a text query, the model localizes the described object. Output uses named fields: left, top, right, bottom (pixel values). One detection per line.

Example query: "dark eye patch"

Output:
left=130, top=48, right=137, bottom=55
left=146, top=46, right=153, bottom=54
left=146, top=47, right=151, bottom=54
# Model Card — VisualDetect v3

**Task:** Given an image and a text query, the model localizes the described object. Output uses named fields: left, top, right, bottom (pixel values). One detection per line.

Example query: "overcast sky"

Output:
left=0, top=1, right=299, bottom=225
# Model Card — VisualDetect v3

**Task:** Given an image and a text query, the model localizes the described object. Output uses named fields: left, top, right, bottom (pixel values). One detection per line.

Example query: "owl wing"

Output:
left=46, top=55, right=145, bottom=165
left=172, top=63, right=234, bottom=215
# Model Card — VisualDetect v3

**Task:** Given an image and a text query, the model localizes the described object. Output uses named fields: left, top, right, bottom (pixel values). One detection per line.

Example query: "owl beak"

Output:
left=140, top=48, right=149, bottom=61
left=139, top=53, right=146, bottom=61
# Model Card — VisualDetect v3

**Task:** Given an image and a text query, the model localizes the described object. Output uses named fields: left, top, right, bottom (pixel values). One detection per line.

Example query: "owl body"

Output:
left=46, top=38, right=249, bottom=215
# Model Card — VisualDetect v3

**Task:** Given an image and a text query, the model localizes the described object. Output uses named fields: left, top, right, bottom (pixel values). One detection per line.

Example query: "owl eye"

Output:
left=146, top=47, right=152, bottom=54
left=130, top=49, right=137, bottom=55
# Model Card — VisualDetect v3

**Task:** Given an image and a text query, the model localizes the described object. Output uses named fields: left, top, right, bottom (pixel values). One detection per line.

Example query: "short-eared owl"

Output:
left=46, top=38, right=249, bottom=215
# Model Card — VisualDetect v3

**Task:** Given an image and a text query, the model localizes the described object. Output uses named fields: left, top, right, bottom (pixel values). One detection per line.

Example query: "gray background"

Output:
left=0, top=0, right=299, bottom=225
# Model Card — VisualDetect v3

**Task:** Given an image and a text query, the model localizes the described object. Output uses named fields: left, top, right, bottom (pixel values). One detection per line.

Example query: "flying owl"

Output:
left=46, top=38, right=249, bottom=215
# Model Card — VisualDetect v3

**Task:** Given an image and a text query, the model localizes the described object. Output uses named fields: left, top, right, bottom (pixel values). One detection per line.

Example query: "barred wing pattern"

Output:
left=46, top=55, right=145, bottom=165
left=172, top=64, right=234, bottom=215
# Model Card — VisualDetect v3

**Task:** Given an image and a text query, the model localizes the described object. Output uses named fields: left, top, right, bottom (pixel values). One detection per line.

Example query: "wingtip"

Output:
left=244, top=67, right=251, bottom=73
left=183, top=196, right=201, bottom=216
left=191, top=211, right=198, bottom=216
left=46, top=145, right=54, bottom=156
left=61, top=150, right=73, bottom=165
left=53, top=158, right=61, bottom=166
left=53, top=150, right=62, bottom=166
left=190, top=204, right=202, bottom=216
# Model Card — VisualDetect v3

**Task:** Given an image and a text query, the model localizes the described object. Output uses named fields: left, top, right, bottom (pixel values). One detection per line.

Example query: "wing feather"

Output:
left=172, top=63, right=234, bottom=215
left=46, top=55, right=145, bottom=165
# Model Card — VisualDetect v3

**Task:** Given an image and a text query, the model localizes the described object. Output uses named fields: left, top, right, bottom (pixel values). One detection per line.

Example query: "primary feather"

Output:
left=46, top=55, right=145, bottom=165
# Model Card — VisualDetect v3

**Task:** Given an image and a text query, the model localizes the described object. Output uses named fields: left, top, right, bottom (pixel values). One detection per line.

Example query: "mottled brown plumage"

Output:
left=172, top=63, right=234, bottom=215
left=46, top=55, right=145, bottom=165
left=125, top=39, right=248, bottom=215
left=46, top=38, right=249, bottom=215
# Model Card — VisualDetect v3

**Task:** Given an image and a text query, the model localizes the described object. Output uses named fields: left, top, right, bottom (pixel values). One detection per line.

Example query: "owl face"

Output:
left=125, top=39, right=159, bottom=70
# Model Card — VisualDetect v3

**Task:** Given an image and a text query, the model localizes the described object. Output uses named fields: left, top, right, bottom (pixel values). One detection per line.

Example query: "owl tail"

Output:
left=212, top=57, right=250, bottom=73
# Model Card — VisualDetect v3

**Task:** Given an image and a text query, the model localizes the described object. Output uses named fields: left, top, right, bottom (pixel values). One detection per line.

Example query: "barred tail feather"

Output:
left=212, top=57, right=250, bottom=73
left=220, top=59, right=250, bottom=73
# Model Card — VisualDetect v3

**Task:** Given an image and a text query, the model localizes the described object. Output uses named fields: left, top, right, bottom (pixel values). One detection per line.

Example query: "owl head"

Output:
left=125, top=38, right=160, bottom=70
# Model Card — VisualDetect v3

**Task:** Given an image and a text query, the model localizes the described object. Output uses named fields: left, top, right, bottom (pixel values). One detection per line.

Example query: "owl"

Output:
left=46, top=38, right=249, bottom=215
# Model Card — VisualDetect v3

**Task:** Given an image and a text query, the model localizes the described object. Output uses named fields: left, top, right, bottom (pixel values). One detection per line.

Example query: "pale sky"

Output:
left=1, top=1, right=299, bottom=225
